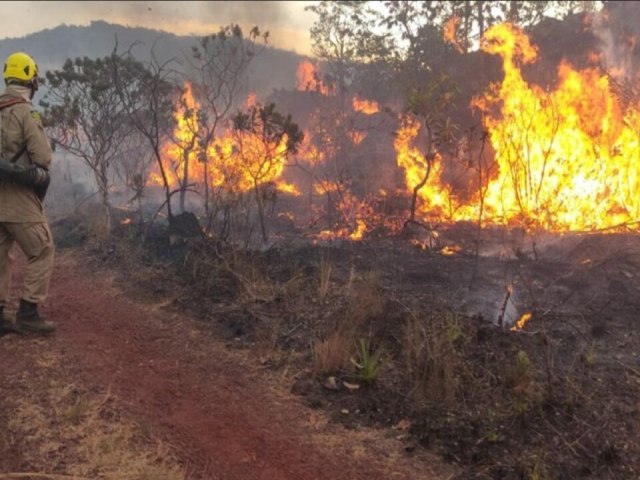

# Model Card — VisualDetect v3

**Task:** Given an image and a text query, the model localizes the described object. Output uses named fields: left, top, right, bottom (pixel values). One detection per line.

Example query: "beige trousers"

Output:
left=0, top=222, right=54, bottom=306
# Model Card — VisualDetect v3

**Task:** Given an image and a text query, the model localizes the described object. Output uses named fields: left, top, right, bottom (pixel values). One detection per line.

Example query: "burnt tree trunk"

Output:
left=409, top=158, right=433, bottom=224
left=180, top=147, right=190, bottom=213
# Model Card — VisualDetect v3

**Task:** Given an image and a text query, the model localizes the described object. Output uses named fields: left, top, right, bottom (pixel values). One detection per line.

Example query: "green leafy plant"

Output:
left=351, top=338, right=383, bottom=384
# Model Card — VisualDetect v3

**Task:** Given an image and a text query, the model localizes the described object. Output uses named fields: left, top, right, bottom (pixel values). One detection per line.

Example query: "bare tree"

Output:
left=404, top=74, right=459, bottom=225
left=189, top=24, right=268, bottom=225
left=164, top=83, right=200, bottom=214
left=112, top=129, right=155, bottom=226
left=42, top=56, right=134, bottom=235
left=112, top=42, right=179, bottom=223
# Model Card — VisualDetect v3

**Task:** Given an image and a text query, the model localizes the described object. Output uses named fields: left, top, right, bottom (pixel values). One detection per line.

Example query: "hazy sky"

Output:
left=0, top=1, right=318, bottom=55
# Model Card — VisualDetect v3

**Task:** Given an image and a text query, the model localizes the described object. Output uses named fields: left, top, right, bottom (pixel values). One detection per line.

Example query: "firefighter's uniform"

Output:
left=0, top=52, right=55, bottom=335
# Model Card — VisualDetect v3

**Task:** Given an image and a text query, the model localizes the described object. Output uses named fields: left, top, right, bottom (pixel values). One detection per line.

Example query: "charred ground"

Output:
left=51, top=212, right=640, bottom=480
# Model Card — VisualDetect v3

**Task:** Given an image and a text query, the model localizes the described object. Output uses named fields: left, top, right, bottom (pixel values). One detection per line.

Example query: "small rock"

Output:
left=307, top=396, right=324, bottom=409
left=394, top=419, right=412, bottom=431
left=343, top=381, right=360, bottom=391
left=322, top=376, right=340, bottom=391
left=404, top=442, right=417, bottom=453
left=291, top=377, right=316, bottom=396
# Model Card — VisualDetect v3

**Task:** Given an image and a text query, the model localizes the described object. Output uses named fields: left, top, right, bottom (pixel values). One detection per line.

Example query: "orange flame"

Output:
left=510, top=312, right=533, bottom=331
left=394, top=115, right=455, bottom=220
left=161, top=82, right=200, bottom=188
left=296, top=59, right=331, bottom=95
left=245, top=92, right=258, bottom=108
left=410, top=239, right=430, bottom=251
left=152, top=87, right=292, bottom=198
left=352, top=96, right=379, bottom=114
left=397, top=23, right=640, bottom=233
left=276, top=181, right=301, bottom=196
left=348, top=129, right=366, bottom=145
left=297, top=134, right=326, bottom=166
left=443, top=15, right=464, bottom=53
left=441, top=245, right=462, bottom=256
left=469, top=23, right=640, bottom=231
left=314, top=180, right=339, bottom=195
left=310, top=180, right=380, bottom=241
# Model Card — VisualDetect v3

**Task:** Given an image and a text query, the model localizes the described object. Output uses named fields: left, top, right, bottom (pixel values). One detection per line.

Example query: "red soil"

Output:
left=0, top=251, right=446, bottom=479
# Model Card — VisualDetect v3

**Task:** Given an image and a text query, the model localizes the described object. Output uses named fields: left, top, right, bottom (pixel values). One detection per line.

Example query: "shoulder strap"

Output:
left=8, top=145, right=27, bottom=164
left=0, top=98, right=29, bottom=164
left=0, top=98, right=28, bottom=110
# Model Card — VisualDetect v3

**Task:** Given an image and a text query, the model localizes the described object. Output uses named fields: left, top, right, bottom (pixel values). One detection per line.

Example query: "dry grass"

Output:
left=312, top=269, right=386, bottom=376
left=318, top=255, right=332, bottom=299
left=506, top=350, right=545, bottom=416
left=344, top=270, right=384, bottom=329
left=312, top=329, right=353, bottom=375
left=223, top=249, right=304, bottom=306
left=4, top=374, right=183, bottom=480
left=402, top=304, right=464, bottom=405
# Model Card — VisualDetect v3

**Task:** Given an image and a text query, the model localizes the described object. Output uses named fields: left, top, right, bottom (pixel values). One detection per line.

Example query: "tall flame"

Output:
left=297, top=59, right=331, bottom=95
left=397, top=23, right=640, bottom=232
left=153, top=87, right=293, bottom=198
left=154, top=82, right=200, bottom=188
left=148, top=23, right=640, bottom=244
left=471, top=23, right=640, bottom=231
left=394, top=116, right=454, bottom=220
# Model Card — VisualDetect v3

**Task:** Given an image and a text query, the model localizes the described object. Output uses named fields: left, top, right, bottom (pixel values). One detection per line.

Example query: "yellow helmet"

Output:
left=4, top=52, right=38, bottom=84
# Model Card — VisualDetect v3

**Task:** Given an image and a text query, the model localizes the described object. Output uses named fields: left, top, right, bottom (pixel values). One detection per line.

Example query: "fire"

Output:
left=443, top=15, right=464, bottom=53
left=146, top=23, right=640, bottom=243
left=398, top=23, right=640, bottom=233
left=348, top=129, right=366, bottom=145
left=314, top=180, right=340, bottom=195
left=510, top=312, right=533, bottom=332
left=441, top=245, right=462, bottom=256
left=297, top=134, right=326, bottom=166
left=152, top=86, right=293, bottom=198
left=310, top=180, right=380, bottom=241
left=350, top=220, right=367, bottom=240
left=207, top=131, right=290, bottom=194
left=296, top=59, right=331, bottom=95
left=352, top=96, right=379, bottom=114
left=276, top=181, right=301, bottom=196
left=411, top=239, right=429, bottom=251
left=161, top=82, right=200, bottom=189
left=245, top=92, right=258, bottom=108
left=394, top=115, right=455, bottom=220
left=588, top=51, right=602, bottom=65
left=470, top=23, right=640, bottom=231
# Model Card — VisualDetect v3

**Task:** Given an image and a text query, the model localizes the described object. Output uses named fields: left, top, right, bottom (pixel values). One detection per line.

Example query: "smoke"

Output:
left=0, top=1, right=315, bottom=54
left=92, top=1, right=291, bottom=28
left=590, top=2, right=640, bottom=80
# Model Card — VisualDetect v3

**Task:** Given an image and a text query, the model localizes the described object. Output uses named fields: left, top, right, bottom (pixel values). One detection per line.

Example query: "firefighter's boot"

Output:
left=14, top=299, right=56, bottom=335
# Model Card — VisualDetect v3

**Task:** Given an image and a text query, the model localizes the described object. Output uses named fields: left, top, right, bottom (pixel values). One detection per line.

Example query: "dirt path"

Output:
left=0, top=251, right=451, bottom=479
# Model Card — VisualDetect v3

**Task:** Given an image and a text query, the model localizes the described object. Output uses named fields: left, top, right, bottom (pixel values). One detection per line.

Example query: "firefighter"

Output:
left=0, top=52, right=55, bottom=335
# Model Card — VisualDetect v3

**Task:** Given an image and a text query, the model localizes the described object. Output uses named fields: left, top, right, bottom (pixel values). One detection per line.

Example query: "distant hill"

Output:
left=0, top=20, right=305, bottom=98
